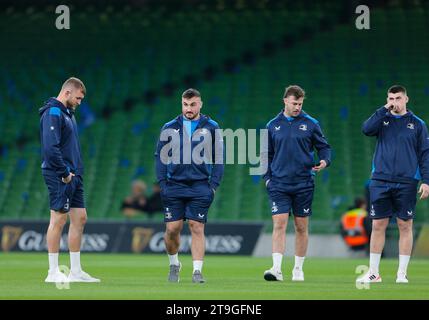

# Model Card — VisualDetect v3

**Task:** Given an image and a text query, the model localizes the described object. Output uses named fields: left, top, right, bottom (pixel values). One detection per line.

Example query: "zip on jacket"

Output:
left=155, top=114, right=224, bottom=191
left=263, top=110, right=331, bottom=184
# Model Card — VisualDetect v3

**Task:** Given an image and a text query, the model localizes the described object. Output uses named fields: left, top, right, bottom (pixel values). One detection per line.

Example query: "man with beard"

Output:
left=155, top=88, right=224, bottom=283
left=263, top=85, right=331, bottom=282
left=40, top=77, right=99, bottom=283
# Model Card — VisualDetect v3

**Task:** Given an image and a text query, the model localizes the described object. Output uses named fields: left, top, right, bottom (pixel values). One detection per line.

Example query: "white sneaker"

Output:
left=45, top=270, right=70, bottom=283
left=396, top=272, right=409, bottom=284
left=264, top=268, right=283, bottom=281
left=68, top=270, right=100, bottom=283
left=292, top=268, right=304, bottom=281
left=356, top=271, right=382, bottom=283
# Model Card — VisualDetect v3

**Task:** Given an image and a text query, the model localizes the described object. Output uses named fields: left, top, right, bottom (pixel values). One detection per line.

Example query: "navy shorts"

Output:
left=368, top=179, right=417, bottom=220
left=267, top=180, right=314, bottom=217
left=43, top=173, right=85, bottom=213
left=160, top=181, right=215, bottom=224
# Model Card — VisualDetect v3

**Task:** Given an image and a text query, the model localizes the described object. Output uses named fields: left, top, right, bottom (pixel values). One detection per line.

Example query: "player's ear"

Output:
left=405, top=95, right=409, bottom=104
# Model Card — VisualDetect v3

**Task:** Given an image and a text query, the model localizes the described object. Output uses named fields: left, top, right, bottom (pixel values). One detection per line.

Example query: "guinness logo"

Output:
left=1, top=226, right=23, bottom=252
left=131, top=227, right=154, bottom=253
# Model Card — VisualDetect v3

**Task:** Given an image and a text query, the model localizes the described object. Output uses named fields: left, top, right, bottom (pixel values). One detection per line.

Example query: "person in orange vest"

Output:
left=340, top=198, right=371, bottom=252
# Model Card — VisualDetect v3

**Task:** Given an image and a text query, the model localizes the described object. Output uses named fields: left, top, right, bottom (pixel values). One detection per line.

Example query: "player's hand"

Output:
left=419, top=183, right=429, bottom=200
left=62, top=172, right=75, bottom=184
left=384, top=103, right=393, bottom=110
left=312, top=160, right=327, bottom=172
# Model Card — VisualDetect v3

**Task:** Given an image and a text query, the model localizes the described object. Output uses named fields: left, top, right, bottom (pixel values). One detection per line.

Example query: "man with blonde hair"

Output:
left=40, top=77, right=99, bottom=283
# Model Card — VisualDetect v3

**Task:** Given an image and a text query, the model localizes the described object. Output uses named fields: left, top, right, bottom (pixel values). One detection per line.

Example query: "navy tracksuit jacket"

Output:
left=362, top=106, right=429, bottom=185
left=39, top=98, right=83, bottom=178
left=263, top=110, right=331, bottom=184
left=155, top=114, right=224, bottom=191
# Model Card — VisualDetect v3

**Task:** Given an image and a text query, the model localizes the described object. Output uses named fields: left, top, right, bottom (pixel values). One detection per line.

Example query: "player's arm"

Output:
left=417, top=122, right=429, bottom=199
left=312, top=123, right=331, bottom=172
left=362, top=105, right=390, bottom=136
left=209, top=125, right=224, bottom=193
left=262, top=126, right=274, bottom=186
left=41, top=109, right=71, bottom=180
left=154, top=126, right=169, bottom=191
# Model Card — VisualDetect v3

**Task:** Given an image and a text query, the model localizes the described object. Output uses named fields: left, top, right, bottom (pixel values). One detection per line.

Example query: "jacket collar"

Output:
left=387, top=109, right=412, bottom=118
left=39, top=97, right=73, bottom=116
left=276, top=109, right=307, bottom=121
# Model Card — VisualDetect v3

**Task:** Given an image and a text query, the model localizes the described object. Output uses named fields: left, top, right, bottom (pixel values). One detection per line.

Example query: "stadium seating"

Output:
left=1, top=2, right=429, bottom=232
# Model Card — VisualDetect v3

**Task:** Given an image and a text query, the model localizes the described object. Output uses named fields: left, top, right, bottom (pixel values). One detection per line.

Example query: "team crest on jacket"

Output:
left=299, top=124, right=307, bottom=131
left=407, top=123, right=415, bottom=130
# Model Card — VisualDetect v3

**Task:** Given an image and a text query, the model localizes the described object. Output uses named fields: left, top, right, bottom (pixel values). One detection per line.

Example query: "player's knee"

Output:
left=50, top=214, right=67, bottom=229
left=165, top=227, right=180, bottom=239
left=397, top=220, right=412, bottom=233
left=78, top=214, right=87, bottom=226
left=189, top=221, right=204, bottom=235
left=294, top=224, right=307, bottom=235
left=372, top=221, right=387, bottom=233
left=273, top=220, right=287, bottom=232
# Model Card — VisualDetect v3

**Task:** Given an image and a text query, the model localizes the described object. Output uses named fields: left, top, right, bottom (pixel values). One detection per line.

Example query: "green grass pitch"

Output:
left=0, top=253, right=428, bottom=300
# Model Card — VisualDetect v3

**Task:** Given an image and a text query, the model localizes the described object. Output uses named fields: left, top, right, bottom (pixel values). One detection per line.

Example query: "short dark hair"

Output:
left=182, top=88, right=201, bottom=99
left=388, top=85, right=407, bottom=95
left=283, top=85, right=305, bottom=99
